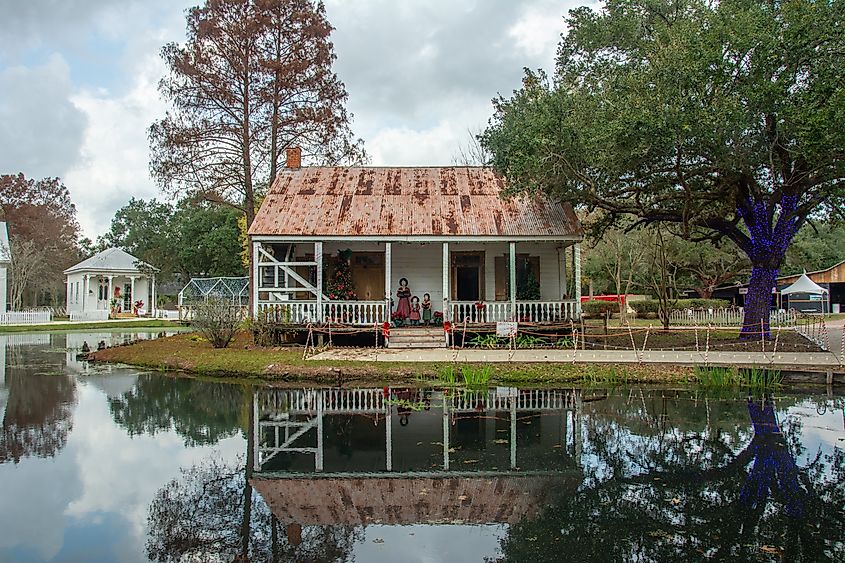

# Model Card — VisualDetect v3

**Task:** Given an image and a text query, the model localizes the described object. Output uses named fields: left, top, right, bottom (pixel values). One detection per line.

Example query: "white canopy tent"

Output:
left=781, top=273, right=829, bottom=313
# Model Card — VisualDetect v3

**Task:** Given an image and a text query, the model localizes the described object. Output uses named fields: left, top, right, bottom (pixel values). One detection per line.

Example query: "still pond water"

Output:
left=0, top=330, right=843, bottom=562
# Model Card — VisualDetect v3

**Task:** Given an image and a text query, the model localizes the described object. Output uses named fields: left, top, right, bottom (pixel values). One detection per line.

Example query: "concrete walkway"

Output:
left=311, top=347, right=843, bottom=368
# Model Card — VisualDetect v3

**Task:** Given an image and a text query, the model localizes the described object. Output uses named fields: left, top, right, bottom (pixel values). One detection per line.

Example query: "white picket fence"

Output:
left=69, top=310, right=110, bottom=322
left=0, top=310, right=52, bottom=326
left=668, top=307, right=798, bottom=327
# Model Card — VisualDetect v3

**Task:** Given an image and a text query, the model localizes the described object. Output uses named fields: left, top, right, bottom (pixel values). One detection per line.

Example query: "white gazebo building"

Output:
left=64, top=248, right=158, bottom=321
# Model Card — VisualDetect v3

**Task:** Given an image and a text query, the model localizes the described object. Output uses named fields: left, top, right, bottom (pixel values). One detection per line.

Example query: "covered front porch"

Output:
left=252, top=238, right=582, bottom=325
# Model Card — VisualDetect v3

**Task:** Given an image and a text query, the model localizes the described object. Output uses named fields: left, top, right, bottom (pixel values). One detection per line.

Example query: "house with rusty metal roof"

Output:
left=247, top=148, right=584, bottom=342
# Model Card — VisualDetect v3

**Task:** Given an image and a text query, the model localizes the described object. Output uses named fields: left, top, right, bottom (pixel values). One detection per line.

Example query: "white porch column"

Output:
left=315, top=241, right=323, bottom=323
left=574, top=243, right=582, bottom=316
left=252, top=241, right=260, bottom=318
left=130, top=276, right=136, bottom=314
left=151, top=275, right=157, bottom=317
left=384, top=242, right=392, bottom=321
left=107, top=276, right=114, bottom=314
left=558, top=245, right=568, bottom=299
left=442, top=242, right=450, bottom=321
left=509, top=241, right=517, bottom=320
left=82, top=274, right=89, bottom=312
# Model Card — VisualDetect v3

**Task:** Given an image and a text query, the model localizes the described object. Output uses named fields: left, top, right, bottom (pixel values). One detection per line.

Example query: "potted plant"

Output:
left=391, top=310, right=407, bottom=327
left=109, top=298, right=121, bottom=318
left=432, top=311, right=443, bottom=326
left=133, top=299, right=144, bottom=316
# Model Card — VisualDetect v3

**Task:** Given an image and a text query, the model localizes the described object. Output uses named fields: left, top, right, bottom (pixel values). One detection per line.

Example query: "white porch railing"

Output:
left=452, top=300, right=578, bottom=323
left=323, top=301, right=387, bottom=325
left=256, top=300, right=387, bottom=325
left=667, top=307, right=799, bottom=327
left=0, top=310, right=52, bottom=325
left=69, top=310, right=109, bottom=322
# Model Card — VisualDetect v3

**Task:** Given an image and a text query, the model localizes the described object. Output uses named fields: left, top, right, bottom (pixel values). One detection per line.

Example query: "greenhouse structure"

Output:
left=178, top=277, right=249, bottom=320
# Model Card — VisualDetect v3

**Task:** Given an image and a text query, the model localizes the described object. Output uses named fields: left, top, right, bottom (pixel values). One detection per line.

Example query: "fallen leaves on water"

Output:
left=493, top=439, right=509, bottom=444
left=463, top=459, right=479, bottom=464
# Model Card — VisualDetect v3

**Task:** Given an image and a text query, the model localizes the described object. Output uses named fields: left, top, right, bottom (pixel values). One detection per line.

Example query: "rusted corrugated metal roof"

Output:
left=248, top=167, right=584, bottom=239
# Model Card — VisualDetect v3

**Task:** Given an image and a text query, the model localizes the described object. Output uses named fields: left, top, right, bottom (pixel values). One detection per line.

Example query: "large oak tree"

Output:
left=483, top=0, right=845, bottom=336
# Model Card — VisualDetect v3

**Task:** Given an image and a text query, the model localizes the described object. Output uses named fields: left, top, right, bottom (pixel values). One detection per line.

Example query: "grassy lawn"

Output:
left=91, top=331, right=693, bottom=385
left=0, top=319, right=183, bottom=333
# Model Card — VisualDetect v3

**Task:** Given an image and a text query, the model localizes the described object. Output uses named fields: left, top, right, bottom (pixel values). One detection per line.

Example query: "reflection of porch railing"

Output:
left=452, top=300, right=578, bottom=323
left=256, top=300, right=387, bottom=325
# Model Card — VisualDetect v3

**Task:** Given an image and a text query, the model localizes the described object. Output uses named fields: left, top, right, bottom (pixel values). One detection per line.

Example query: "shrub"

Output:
left=192, top=298, right=243, bottom=348
left=582, top=300, right=618, bottom=316
left=630, top=298, right=731, bottom=316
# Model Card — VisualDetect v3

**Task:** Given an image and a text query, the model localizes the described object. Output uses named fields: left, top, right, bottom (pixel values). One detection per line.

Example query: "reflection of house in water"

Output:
left=0, top=333, right=52, bottom=422
left=251, top=387, right=583, bottom=527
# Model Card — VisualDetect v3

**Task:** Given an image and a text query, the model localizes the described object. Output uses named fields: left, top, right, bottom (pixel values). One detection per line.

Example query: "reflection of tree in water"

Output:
left=147, top=387, right=361, bottom=563
left=109, top=374, right=244, bottom=446
left=0, top=367, right=77, bottom=464
left=499, top=393, right=845, bottom=562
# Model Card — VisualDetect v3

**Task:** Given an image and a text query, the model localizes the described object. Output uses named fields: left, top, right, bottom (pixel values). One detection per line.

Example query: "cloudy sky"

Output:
left=0, top=0, right=590, bottom=239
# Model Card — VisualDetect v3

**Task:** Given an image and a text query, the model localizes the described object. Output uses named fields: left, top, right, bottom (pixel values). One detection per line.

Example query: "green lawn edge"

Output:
left=0, top=319, right=182, bottom=333
left=90, top=332, right=694, bottom=386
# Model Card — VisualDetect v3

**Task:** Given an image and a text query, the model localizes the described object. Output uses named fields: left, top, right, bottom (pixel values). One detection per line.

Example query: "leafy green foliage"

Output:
left=581, top=300, right=617, bottom=316
left=483, top=0, right=845, bottom=332
left=100, top=198, right=246, bottom=284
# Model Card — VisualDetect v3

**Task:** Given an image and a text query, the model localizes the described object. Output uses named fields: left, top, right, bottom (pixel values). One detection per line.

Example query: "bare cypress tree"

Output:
left=149, top=0, right=365, bottom=227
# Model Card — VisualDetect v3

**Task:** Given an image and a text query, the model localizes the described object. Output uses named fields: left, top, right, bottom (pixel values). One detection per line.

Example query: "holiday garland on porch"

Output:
left=325, top=249, right=357, bottom=300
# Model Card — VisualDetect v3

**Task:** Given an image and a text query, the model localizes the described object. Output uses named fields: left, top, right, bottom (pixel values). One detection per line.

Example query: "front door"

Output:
left=350, top=252, right=385, bottom=301
left=452, top=252, right=484, bottom=301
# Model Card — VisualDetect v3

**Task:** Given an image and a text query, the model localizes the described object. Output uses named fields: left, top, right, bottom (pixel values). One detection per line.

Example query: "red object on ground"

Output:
left=581, top=294, right=628, bottom=304
left=382, top=322, right=390, bottom=338
left=443, top=321, right=452, bottom=333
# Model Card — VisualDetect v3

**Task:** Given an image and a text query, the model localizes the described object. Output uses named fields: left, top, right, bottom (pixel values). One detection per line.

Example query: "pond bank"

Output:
left=0, top=318, right=182, bottom=333
left=89, top=332, right=694, bottom=385
left=87, top=332, right=843, bottom=386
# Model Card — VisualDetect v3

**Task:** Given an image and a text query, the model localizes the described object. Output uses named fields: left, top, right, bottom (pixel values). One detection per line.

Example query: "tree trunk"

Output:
left=740, top=265, right=778, bottom=339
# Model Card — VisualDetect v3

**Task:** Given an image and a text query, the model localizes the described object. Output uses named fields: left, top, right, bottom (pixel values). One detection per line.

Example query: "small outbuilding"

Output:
left=64, top=248, right=158, bottom=320
left=780, top=272, right=830, bottom=314
left=0, top=221, right=9, bottom=312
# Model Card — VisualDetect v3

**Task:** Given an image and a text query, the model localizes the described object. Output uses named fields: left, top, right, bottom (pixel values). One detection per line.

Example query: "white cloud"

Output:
left=508, top=4, right=567, bottom=59
left=0, top=54, right=87, bottom=179
left=64, top=53, right=167, bottom=238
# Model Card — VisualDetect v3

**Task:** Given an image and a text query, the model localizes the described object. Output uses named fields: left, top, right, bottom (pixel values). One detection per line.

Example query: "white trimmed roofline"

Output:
left=250, top=235, right=583, bottom=243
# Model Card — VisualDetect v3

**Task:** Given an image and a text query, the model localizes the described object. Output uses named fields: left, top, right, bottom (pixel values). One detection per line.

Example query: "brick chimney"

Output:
left=286, top=146, right=302, bottom=169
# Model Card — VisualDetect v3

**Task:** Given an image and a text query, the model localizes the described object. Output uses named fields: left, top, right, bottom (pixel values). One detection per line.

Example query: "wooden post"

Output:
left=384, top=242, right=392, bottom=323
left=315, top=242, right=324, bottom=323
left=574, top=243, right=582, bottom=316
left=509, top=241, right=517, bottom=321
left=442, top=241, right=450, bottom=321
left=252, top=241, right=260, bottom=319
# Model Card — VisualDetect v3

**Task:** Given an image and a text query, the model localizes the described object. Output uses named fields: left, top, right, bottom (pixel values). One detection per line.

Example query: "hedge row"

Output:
left=582, top=300, right=619, bottom=315
left=628, top=298, right=730, bottom=314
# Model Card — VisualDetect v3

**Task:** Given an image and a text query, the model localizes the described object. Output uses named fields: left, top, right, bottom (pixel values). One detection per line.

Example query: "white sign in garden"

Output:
left=496, top=321, right=518, bottom=337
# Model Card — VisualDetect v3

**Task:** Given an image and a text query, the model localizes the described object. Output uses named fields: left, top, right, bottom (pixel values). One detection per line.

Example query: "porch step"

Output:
left=388, top=327, right=446, bottom=349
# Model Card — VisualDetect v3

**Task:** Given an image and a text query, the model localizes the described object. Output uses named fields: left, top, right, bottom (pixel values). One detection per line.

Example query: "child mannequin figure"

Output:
left=421, top=293, right=432, bottom=325
left=409, top=296, right=421, bottom=325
